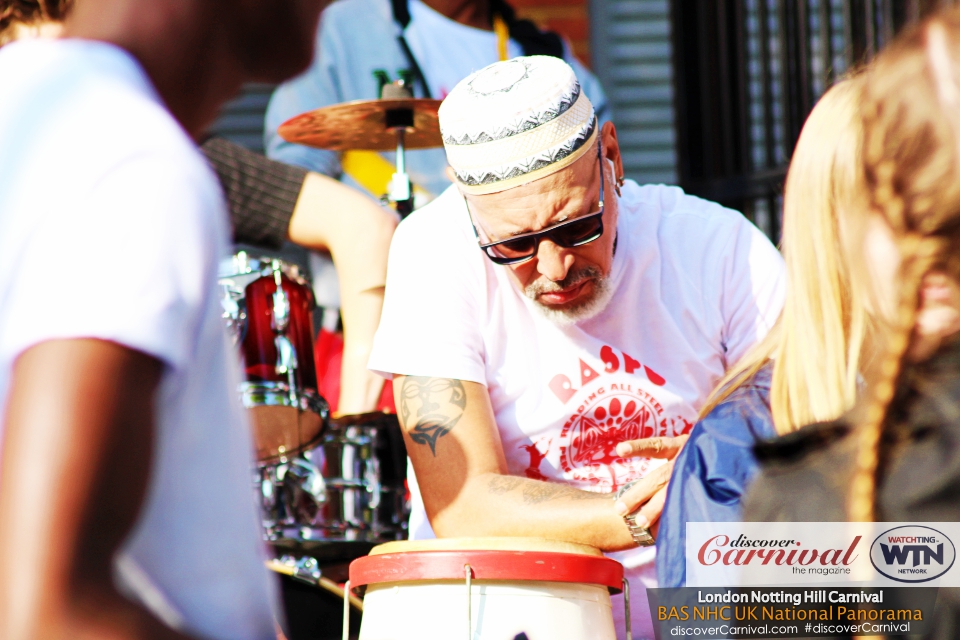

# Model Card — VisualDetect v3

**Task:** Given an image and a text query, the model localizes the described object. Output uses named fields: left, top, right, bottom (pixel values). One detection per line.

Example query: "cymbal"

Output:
left=277, top=98, right=443, bottom=151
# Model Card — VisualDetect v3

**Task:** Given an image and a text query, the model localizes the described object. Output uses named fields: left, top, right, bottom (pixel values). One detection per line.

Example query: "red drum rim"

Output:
left=349, top=550, right=624, bottom=593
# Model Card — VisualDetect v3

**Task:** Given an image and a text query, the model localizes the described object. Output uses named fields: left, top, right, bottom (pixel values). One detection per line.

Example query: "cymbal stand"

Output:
left=383, top=80, right=415, bottom=218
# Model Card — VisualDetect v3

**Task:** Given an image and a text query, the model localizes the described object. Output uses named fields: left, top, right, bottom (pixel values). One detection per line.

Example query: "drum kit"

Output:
left=220, top=84, right=628, bottom=638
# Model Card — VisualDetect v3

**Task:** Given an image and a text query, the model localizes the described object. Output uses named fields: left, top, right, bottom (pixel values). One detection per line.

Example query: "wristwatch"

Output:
left=614, top=480, right=656, bottom=547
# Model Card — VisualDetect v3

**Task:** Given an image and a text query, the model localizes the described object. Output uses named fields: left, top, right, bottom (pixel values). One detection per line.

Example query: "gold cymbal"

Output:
left=277, top=98, right=443, bottom=151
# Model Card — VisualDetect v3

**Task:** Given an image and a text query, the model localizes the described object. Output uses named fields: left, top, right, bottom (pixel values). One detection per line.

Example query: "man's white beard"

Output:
left=525, top=268, right=615, bottom=326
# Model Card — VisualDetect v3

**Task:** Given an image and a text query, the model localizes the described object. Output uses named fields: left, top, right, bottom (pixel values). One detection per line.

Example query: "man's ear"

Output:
left=600, top=121, right=623, bottom=182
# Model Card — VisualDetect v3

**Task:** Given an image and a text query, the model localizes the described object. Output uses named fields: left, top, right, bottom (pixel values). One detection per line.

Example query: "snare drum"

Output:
left=347, top=538, right=627, bottom=640
left=260, top=412, right=409, bottom=552
left=219, top=252, right=328, bottom=461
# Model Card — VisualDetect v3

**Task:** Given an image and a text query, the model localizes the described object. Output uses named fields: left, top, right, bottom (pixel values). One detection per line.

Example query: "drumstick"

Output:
left=265, top=560, right=365, bottom=611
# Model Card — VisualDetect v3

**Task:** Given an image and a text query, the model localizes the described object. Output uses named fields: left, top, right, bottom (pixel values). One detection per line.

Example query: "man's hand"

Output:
left=612, top=435, right=689, bottom=536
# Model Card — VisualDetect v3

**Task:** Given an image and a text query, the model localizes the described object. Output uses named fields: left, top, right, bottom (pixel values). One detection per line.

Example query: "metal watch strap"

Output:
left=624, top=512, right=655, bottom=546
left=614, top=479, right=656, bottom=547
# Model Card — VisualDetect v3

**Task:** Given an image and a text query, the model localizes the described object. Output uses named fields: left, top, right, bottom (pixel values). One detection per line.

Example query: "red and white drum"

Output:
left=219, top=252, right=328, bottom=462
left=346, top=538, right=628, bottom=640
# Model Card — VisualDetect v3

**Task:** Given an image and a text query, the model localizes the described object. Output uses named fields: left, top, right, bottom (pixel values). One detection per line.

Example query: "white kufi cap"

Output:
left=439, top=55, right=597, bottom=195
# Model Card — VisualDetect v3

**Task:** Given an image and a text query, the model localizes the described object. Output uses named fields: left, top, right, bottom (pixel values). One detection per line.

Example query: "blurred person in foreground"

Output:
left=0, top=0, right=396, bottom=415
left=656, top=76, right=874, bottom=588
left=0, top=0, right=325, bottom=638
left=745, top=8, right=960, bottom=637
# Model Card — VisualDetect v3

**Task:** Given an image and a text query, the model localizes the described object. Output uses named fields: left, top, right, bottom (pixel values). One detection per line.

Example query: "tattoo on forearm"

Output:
left=399, top=376, right=466, bottom=456
left=488, top=475, right=524, bottom=494
left=487, top=475, right=608, bottom=504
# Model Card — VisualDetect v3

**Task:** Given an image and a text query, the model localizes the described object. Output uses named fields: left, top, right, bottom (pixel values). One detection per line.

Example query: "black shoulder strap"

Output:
left=390, top=0, right=433, bottom=98
left=391, top=0, right=411, bottom=28
left=388, top=0, right=566, bottom=99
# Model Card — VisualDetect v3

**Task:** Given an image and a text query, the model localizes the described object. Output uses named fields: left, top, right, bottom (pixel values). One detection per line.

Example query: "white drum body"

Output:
left=349, top=538, right=625, bottom=640
left=360, top=579, right=616, bottom=640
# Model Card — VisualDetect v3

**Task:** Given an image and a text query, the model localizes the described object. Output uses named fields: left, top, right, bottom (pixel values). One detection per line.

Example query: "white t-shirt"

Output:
left=0, top=40, right=276, bottom=639
left=369, top=181, right=785, bottom=638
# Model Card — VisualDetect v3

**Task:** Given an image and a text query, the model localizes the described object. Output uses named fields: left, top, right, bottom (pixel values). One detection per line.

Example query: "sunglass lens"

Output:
left=489, top=237, right=537, bottom=261
left=551, top=215, right=603, bottom=247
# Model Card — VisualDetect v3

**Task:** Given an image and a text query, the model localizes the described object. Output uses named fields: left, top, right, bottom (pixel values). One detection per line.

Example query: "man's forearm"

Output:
left=395, top=376, right=636, bottom=551
left=431, top=472, right=636, bottom=551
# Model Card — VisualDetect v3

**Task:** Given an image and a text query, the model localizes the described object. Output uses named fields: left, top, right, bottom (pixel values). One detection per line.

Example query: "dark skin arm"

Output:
left=394, top=375, right=635, bottom=550
left=0, top=339, right=197, bottom=640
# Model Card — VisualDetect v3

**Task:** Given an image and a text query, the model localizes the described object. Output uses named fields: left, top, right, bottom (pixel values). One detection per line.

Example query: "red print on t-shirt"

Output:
left=520, top=437, right=552, bottom=481
left=548, top=345, right=679, bottom=491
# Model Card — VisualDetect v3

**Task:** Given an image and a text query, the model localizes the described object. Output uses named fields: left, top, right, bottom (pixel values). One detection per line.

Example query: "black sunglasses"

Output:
left=466, top=143, right=606, bottom=266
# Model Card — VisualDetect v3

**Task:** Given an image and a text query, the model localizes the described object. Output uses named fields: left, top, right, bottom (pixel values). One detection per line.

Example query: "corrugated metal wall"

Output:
left=206, top=83, right=275, bottom=153
left=589, top=0, right=677, bottom=185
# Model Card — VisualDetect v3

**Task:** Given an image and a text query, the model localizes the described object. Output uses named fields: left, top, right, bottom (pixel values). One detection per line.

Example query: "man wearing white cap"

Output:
left=369, top=56, right=784, bottom=637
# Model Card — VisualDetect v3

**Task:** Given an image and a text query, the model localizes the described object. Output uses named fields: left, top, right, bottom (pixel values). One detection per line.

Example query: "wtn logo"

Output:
left=880, top=542, right=944, bottom=566
left=871, top=526, right=956, bottom=583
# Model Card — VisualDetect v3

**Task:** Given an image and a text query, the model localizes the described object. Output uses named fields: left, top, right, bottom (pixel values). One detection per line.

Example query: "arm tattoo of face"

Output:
left=487, top=475, right=608, bottom=504
left=400, top=377, right=467, bottom=456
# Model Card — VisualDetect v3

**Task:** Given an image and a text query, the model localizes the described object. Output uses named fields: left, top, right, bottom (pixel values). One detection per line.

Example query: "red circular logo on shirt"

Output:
left=557, top=385, right=668, bottom=491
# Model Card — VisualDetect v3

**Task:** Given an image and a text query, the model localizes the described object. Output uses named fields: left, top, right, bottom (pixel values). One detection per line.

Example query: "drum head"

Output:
left=249, top=404, right=324, bottom=461
left=244, top=385, right=328, bottom=461
left=370, top=537, right=603, bottom=556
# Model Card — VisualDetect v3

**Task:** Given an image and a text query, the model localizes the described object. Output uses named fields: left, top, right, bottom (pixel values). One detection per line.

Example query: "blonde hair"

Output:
left=848, top=9, right=960, bottom=522
left=699, top=77, right=871, bottom=436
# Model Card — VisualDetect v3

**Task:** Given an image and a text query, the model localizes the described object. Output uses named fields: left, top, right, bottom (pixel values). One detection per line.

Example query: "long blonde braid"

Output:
left=848, top=11, right=960, bottom=522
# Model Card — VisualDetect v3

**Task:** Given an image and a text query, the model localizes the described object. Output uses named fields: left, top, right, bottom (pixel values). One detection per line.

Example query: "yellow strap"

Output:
left=341, top=150, right=396, bottom=197
left=493, top=14, right=509, bottom=62
left=341, top=150, right=431, bottom=202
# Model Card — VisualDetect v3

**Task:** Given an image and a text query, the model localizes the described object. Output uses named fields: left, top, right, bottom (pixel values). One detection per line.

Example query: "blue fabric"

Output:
left=656, top=363, right=776, bottom=587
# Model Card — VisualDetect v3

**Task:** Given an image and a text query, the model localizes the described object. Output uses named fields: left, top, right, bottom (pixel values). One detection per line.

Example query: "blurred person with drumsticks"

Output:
left=0, top=0, right=329, bottom=638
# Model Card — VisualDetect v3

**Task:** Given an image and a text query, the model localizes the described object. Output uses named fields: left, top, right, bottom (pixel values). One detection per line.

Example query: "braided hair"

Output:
left=849, top=8, right=960, bottom=522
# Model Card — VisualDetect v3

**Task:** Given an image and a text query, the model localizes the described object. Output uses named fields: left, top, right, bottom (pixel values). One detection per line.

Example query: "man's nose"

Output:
left=535, top=239, right=574, bottom=282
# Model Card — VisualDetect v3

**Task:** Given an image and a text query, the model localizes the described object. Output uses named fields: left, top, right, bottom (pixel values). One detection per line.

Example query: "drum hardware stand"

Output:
left=342, top=580, right=352, bottom=640
left=270, top=261, right=299, bottom=404
left=622, top=577, right=632, bottom=640
left=365, top=457, right=382, bottom=511
left=276, top=554, right=324, bottom=586
left=465, top=563, right=473, bottom=640
left=382, top=80, right=415, bottom=219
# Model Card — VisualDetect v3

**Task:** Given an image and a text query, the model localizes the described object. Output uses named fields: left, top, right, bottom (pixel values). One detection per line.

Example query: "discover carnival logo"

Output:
left=697, top=534, right=862, bottom=571
left=870, top=526, right=956, bottom=583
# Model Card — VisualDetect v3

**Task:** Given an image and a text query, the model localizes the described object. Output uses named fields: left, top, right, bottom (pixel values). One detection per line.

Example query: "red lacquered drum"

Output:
left=346, top=538, right=629, bottom=640
left=218, top=253, right=328, bottom=462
